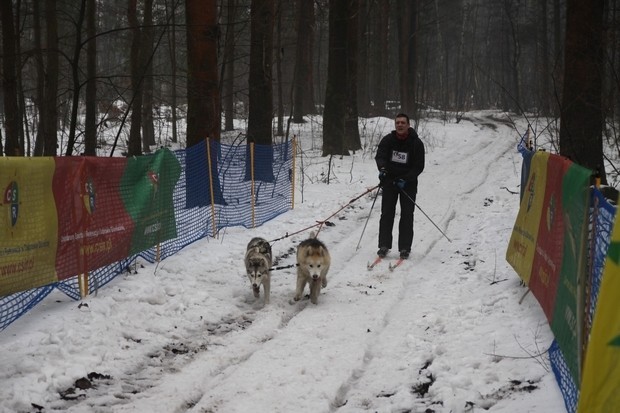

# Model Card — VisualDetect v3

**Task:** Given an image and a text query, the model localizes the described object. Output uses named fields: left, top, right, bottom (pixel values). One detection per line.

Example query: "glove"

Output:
left=378, top=168, right=387, bottom=182
left=395, top=179, right=406, bottom=190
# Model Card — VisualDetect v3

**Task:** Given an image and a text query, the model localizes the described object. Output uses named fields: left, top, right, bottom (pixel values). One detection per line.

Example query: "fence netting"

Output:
left=548, top=188, right=615, bottom=413
left=0, top=139, right=293, bottom=329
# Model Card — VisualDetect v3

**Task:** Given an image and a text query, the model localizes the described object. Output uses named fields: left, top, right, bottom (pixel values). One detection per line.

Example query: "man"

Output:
left=375, top=113, right=425, bottom=259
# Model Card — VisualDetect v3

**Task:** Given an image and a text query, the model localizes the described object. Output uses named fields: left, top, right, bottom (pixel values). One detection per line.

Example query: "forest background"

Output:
left=0, top=0, right=616, bottom=185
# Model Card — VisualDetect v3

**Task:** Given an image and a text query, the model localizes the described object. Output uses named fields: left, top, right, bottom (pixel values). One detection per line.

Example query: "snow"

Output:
left=0, top=111, right=566, bottom=413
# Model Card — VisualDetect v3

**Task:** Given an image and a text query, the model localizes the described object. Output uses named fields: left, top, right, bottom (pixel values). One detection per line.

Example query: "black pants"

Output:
left=378, top=183, right=416, bottom=251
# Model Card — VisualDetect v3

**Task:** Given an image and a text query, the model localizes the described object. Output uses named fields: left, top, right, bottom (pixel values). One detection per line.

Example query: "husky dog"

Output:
left=244, top=237, right=273, bottom=305
left=294, top=237, right=331, bottom=305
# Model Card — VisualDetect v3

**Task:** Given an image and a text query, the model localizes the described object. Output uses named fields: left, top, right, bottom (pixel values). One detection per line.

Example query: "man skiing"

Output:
left=375, top=113, right=425, bottom=259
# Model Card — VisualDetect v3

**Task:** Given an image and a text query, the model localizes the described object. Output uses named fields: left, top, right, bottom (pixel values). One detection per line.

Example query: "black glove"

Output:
left=378, top=168, right=387, bottom=182
left=395, top=178, right=406, bottom=190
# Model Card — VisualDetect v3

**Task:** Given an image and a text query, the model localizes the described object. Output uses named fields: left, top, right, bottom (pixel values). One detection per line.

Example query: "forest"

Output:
left=0, top=0, right=615, bottom=182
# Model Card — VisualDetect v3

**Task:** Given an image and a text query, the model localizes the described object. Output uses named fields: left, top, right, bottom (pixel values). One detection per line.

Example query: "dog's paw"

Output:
left=293, top=295, right=301, bottom=301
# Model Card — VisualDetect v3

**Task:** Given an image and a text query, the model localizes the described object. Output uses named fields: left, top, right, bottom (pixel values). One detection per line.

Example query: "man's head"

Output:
left=395, top=113, right=410, bottom=136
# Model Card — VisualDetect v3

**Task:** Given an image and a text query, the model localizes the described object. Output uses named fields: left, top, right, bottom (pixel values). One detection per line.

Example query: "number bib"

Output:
left=391, top=150, right=408, bottom=164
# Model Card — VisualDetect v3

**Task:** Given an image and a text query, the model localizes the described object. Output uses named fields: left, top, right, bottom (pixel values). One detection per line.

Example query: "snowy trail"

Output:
left=0, top=114, right=565, bottom=413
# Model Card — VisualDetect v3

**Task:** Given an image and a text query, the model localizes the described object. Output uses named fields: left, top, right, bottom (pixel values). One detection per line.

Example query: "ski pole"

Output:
left=399, top=188, right=452, bottom=243
left=356, top=186, right=380, bottom=250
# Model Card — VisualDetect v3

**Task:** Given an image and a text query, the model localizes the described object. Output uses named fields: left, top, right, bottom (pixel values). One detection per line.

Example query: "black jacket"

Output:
left=375, top=127, right=425, bottom=190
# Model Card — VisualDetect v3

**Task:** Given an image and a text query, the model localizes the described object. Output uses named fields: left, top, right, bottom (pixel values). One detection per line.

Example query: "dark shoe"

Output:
left=377, top=247, right=389, bottom=258
left=399, top=250, right=410, bottom=259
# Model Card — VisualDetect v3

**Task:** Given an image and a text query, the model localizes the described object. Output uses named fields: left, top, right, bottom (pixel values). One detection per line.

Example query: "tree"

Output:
left=396, top=0, right=418, bottom=117
left=0, top=0, right=21, bottom=155
left=223, top=0, right=238, bottom=132
left=84, top=0, right=97, bottom=155
left=559, top=0, right=605, bottom=183
left=247, top=0, right=275, bottom=145
left=141, top=0, right=155, bottom=152
left=43, top=0, right=59, bottom=156
left=323, top=0, right=348, bottom=156
left=186, top=0, right=221, bottom=146
left=65, top=0, right=86, bottom=156
left=344, top=0, right=361, bottom=151
left=127, top=0, right=143, bottom=157
left=292, top=0, right=316, bottom=122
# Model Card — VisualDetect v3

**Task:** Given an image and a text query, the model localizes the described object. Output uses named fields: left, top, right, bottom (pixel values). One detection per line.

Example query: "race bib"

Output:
left=391, top=150, right=408, bottom=164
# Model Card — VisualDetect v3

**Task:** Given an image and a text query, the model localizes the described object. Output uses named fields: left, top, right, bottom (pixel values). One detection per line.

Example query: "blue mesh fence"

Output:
left=0, top=139, right=293, bottom=330
left=548, top=187, right=615, bottom=413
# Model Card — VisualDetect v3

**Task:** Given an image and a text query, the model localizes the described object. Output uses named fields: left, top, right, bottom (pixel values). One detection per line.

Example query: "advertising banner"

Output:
left=0, top=158, right=58, bottom=295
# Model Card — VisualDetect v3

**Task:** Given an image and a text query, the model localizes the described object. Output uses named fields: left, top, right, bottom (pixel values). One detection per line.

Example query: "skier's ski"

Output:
left=389, top=258, right=406, bottom=271
left=367, top=256, right=383, bottom=270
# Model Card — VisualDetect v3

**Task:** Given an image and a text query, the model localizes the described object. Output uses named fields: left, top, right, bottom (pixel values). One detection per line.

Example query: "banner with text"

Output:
left=506, top=151, right=591, bottom=382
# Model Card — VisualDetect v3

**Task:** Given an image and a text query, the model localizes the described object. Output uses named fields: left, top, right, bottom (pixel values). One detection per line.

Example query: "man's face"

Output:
left=395, top=117, right=409, bottom=134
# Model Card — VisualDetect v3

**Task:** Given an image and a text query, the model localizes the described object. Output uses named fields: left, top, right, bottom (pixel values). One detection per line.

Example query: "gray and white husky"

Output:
left=244, top=237, right=273, bottom=305
left=294, top=236, right=331, bottom=305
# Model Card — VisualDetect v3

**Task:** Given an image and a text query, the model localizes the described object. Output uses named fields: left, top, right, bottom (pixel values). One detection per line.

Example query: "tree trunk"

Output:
left=127, top=0, right=143, bottom=156
left=84, top=0, right=97, bottom=155
left=247, top=0, right=274, bottom=145
left=0, top=0, right=22, bottom=155
left=65, top=0, right=86, bottom=156
left=323, top=0, right=349, bottom=156
left=223, top=0, right=237, bottom=132
left=186, top=0, right=220, bottom=146
left=275, top=0, right=284, bottom=136
left=560, top=0, right=605, bottom=183
left=32, top=0, right=45, bottom=156
left=166, top=0, right=179, bottom=143
left=397, top=0, right=417, bottom=116
left=293, top=0, right=316, bottom=122
left=344, top=0, right=361, bottom=151
left=142, top=0, right=155, bottom=152
left=43, top=0, right=59, bottom=156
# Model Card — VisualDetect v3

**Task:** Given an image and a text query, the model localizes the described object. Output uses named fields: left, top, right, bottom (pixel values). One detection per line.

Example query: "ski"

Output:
left=367, top=256, right=383, bottom=270
left=389, top=258, right=406, bottom=271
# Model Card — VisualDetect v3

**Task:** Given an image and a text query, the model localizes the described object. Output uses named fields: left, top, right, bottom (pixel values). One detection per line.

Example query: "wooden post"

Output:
left=206, top=138, right=218, bottom=237
left=250, top=142, right=256, bottom=228
left=291, top=136, right=296, bottom=209
left=79, top=273, right=89, bottom=299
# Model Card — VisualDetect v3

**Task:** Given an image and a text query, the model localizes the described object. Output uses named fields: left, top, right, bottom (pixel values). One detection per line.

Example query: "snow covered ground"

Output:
left=0, top=112, right=566, bottom=413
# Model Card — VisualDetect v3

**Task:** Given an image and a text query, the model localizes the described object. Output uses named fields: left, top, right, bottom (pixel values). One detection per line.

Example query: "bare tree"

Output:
left=165, top=0, right=179, bottom=143
left=43, top=0, right=59, bottom=156
left=84, top=0, right=97, bottom=155
left=223, top=0, right=237, bottom=132
left=186, top=0, right=220, bottom=146
left=127, top=0, right=143, bottom=156
left=293, top=0, right=316, bottom=122
left=0, top=0, right=21, bottom=155
left=65, top=0, right=86, bottom=156
left=396, top=0, right=418, bottom=116
left=247, top=0, right=275, bottom=145
left=323, top=0, right=350, bottom=156
left=141, top=0, right=155, bottom=152
left=344, top=0, right=361, bottom=151
left=559, top=0, right=605, bottom=183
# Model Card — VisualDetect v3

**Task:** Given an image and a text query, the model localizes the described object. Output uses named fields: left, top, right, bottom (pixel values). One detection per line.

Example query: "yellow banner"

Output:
left=0, top=158, right=58, bottom=295
left=578, top=205, right=620, bottom=413
left=506, top=151, right=549, bottom=284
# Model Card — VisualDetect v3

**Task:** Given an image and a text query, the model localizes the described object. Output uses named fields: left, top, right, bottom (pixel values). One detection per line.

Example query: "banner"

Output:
left=120, top=148, right=181, bottom=255
left=53, top=157, right=135, bottom=280
left=0, top=158, right=58, bottom=296
left=506, top=151, right=591, bottom=382
left=578, top=204, right=620, bottom=413
left=506, top=151, right=550, bottom=284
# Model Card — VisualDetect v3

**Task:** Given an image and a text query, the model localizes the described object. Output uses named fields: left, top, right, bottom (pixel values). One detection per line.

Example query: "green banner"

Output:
left=551, top=161, right=591, bottom=383
left=120, top=148, right=182, bottom=255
